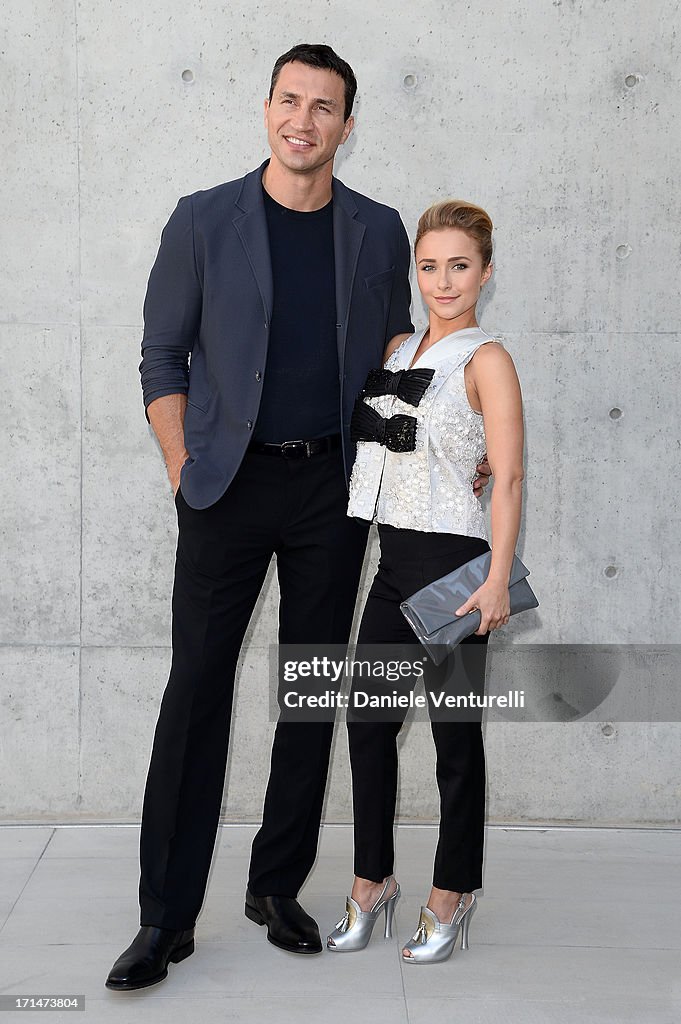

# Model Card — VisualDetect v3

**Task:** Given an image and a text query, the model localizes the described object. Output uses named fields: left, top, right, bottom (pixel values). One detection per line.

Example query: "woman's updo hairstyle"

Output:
left=414, top=200, right=493, bottom=268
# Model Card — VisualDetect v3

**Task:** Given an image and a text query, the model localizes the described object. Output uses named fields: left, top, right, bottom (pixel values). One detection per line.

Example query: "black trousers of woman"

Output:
left=348, top=524, right=490, bottom=894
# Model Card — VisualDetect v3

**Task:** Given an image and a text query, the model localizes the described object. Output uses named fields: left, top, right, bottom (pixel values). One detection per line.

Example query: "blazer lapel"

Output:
left=232, top=161, right=274, bottom=325
left=332, top=178, right=365, bottom=372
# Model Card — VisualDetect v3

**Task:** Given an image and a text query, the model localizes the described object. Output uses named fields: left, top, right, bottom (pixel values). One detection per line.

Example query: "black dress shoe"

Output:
left=105, top=925, right=195, bottom=990
left=245, top=888, right=322, bottom=954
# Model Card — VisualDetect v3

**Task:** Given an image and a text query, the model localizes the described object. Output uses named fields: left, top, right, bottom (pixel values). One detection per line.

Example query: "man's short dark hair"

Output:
left=269, top=44, right=357, bottom=122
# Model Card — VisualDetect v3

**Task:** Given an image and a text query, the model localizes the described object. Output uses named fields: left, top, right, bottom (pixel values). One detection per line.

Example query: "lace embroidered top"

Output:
left=347, top=326, right=503, bottom=537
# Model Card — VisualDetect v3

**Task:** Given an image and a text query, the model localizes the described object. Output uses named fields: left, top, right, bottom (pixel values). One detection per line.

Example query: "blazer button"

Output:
left=247, top=420, right=253, bottom=430
left=255, top=370, right=261, bottom=381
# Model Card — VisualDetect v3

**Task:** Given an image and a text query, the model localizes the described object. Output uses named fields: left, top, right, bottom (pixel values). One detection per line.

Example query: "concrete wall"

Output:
left=2, top=0, right=679, bottom=824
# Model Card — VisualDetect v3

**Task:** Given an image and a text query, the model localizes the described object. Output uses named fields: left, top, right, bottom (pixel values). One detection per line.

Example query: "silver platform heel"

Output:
left=327, top=878, right=400, bottom=952
left=401, top=892, right=477, bottom=964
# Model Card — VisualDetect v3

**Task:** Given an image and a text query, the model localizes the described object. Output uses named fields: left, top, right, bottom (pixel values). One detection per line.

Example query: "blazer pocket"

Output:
left=187, top=394, right=209, bottom=413
left=364, top=267, right=395, bottom=290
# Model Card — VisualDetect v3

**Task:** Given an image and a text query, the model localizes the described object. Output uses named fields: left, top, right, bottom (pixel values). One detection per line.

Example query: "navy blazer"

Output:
left=139, top=160, right=414, bottom=509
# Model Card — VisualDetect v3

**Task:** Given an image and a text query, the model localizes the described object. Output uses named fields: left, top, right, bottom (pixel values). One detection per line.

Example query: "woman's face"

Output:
left=415, top=228, right=492, bottom=328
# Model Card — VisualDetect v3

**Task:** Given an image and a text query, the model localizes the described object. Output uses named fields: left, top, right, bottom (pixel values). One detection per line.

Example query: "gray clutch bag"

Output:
left=400, top=552, right=539, bottom=665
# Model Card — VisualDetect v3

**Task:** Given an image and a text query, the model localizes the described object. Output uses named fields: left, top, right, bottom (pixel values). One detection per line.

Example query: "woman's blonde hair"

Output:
left=414, top=200, right=493, bottom=268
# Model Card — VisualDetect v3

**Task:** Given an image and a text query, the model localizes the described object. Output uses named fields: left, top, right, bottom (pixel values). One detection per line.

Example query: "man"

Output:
left=106, top=43, right=489, bottom=991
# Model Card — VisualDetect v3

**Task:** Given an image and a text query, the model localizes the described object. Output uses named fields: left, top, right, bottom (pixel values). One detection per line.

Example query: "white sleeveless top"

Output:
left=347, top=326, right=502, bottom=537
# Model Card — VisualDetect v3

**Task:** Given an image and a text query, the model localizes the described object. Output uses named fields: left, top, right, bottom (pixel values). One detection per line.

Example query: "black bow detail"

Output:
left=361, top=367, right=434, bottom=407
left=350, top=399, right=417, bottom=452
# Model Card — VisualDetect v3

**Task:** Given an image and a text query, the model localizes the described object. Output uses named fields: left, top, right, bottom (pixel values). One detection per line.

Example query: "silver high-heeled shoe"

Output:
left=326, top=878, right=400, bottom=952
left=401, top=892, right=477, bottom=964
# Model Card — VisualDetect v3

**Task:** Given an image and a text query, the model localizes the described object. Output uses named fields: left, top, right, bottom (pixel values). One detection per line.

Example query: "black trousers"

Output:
left=139, top=447, right=369, bottom=929
left=348, top=524, right=490, bottom=893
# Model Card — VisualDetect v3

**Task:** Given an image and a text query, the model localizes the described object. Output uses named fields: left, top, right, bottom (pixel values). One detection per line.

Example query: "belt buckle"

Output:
left=281, top=439, right=308, bottom=459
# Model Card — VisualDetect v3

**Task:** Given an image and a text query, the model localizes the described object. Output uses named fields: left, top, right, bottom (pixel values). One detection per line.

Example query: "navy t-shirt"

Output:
left=252, top=187, right=339, bottom=443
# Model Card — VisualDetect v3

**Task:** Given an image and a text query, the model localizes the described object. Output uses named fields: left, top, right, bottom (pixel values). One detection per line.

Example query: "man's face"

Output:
left=264, top=61, right=354, bottom=177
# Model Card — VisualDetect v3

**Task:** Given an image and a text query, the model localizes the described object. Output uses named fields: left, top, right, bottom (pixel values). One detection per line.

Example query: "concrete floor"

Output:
left=0, top=824, right=679, bottom=1023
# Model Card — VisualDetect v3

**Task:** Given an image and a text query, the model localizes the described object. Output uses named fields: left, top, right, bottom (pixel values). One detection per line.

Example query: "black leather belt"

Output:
left=247, top=434, right=342, bottom=458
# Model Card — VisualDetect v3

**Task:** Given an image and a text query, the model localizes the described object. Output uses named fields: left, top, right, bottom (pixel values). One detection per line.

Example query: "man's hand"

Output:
left=473, top=457, right=492, bottom=499
left=167, top=455, right=188, bottom=497
left=146, top=394, right=189, bottom=498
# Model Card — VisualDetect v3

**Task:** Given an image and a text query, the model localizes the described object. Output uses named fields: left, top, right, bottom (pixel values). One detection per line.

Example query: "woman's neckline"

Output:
left=406, top=325, right=487, bottom=369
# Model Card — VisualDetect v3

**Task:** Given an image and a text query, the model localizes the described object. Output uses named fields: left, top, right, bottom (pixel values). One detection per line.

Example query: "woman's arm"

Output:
left=383, top=332, right=413, bottom=364
left=456, top=342, right=525, bottom=633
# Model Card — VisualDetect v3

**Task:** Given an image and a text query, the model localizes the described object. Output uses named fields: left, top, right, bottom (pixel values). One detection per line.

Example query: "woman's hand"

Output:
left=455, top=580, right=510, bottom=635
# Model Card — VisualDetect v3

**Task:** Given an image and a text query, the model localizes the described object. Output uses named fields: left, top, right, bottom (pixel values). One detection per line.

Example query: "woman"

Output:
left=326, top=199, right=524, bottom=963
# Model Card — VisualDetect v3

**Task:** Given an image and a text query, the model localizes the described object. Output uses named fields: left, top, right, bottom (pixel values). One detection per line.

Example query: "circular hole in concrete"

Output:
left=624, top=73, right=639, bottom=88
left=182, top=69, right=195, bottom=84
left=604, top=565, right=618, bottom=578
left=609, top=407, right=622, bottom=420
left=403, top=74, right=417, bottom=90
left=601, top=723, right=615, bottom=737
left=615, top=243, right=632, bottom=260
